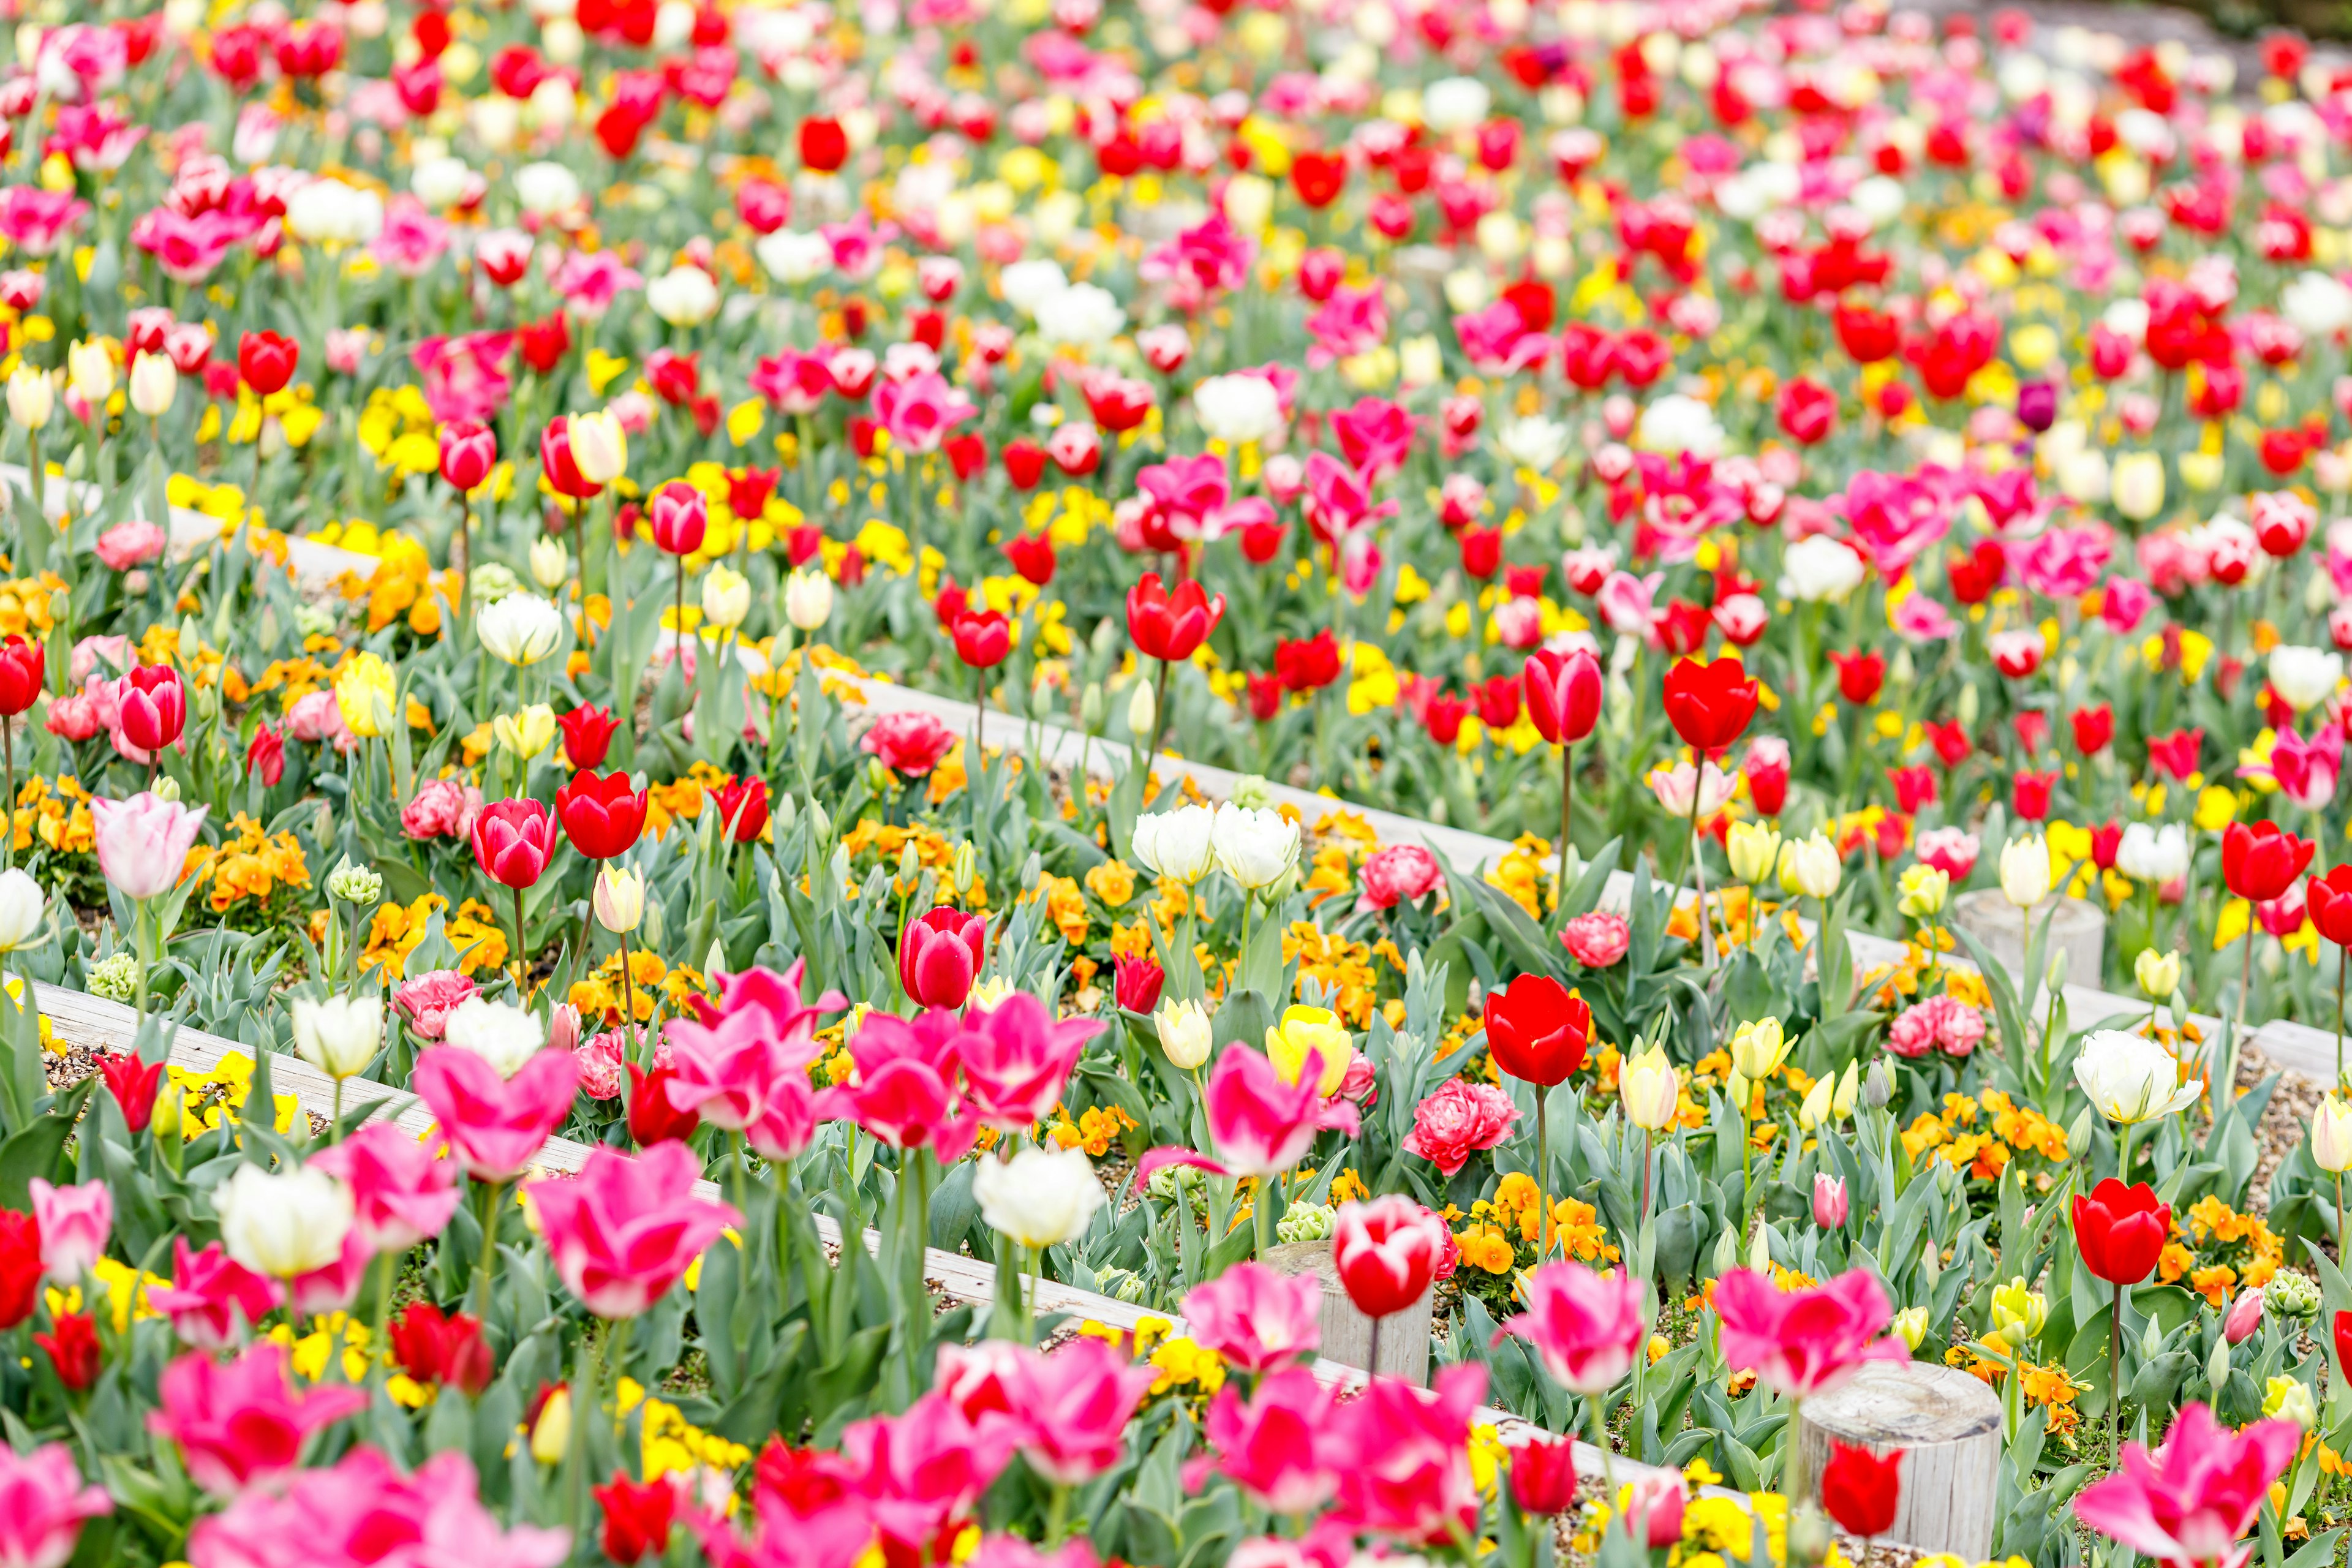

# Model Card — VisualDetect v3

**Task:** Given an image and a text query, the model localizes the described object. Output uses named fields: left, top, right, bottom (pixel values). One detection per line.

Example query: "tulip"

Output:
left=216, top=1163, right=355, bottom=1280
left=1330, top=1195, right=1448, bottom=1319
left=701, top=564, right=751, bottom=631
left=291, top=994, right=382, bottom=1080
left=973, top=1144, right=1107, bottom=1248
left=129, top=352, right=177, bottom=418
left=493, top=704, right=556, bottom=761
left=445, top=997, right=548, bottom=1078
left=0, top=868, right=43, bottom=952
left=1183, top=1262, right=1323, bottom=1373
left=7, top=364, right=52, bottom=429
left=899, top=907, right=986, bottom=1009
left=2073, top=1404, right=2299, bottom=1565
left=2110, top=450, right=2166, bottom=520
left=306, top=1121, right=462, bottom=1254
left=1496, top=1258, right=1647, bottom=1394
left=1483, top=973, right=1592, bottom=1087
left=1777, top=832, right=1842, bottom=899
left=91, top=791, right=208, bottom=903
left=477, top=593, right=564, bottom=666
left=529, top=1142, right=740, bottom=1319
left=471, top=799, right=557, bottom=892
left=960, top=993, right=1099, bottom=1131
left=1131, top=805, right=1217, bottom=884
left=388, top=1302, right=494, bottom=1397
left=558, top=705, right=621, bottom=771
left=1726, top=821, right=1782, bottom=886
left=1205, top=1044, right=1341, bottom=1189
left=1896, top=862, right=1950, bottom=919
left=1711, top=1267, right=1907, bottom=1398
left=1991, top=1277, right=2047, bottom=1340
left=594, top=865, right=645, bottom=933
left=557, top=770, right=648, bottom=861
left=2074, top=1030, right=2200, bottom=1127
left=0, top=1444, right=111, bottom=1568
left=594, top=1472, right=678, bottom=1567
left=413, top=1042, right=579, bottom=1183
left=439, top=420, right=497, bottom=492
left=1156, top=998, right=1213, bottom=1069
left=571, top=409, right=628, bottom=485
left=334, top=651, right=396, bottom=737
left=1112, top=954, right=1164, bottom=1014
left=530, top=1387, right=573, bottom=1463
left=237, top=330, right=300, bottom=395
left=2135, top=948, right=2181, bottom=1000
left=785, top=568, right=834, bottom=632
left=1264, top=1004, right=1352, bottom=1096
left=1819, top=1442, right=1902, bottom=1540
left=96, top=1049, right=164, bottom=1134
left=148, top=1342, right=369, bottom=1497
left=1619, top=1046, right=1680, bottom=1131
left=1812, top=1172, right=1848, bottom=1229
left=118, top=664, right=186, bottom=755
left=1999, top=835, right=2051, bottom=908
left=2223, top=1286, right=2266, bottom=1346
left=28, top=1178, right=110, bottom=1287
left=2073, top=1178, right=2168, bottom=1289
left=2224, top=821, right=2316, bottom=903
left=1728, top=1017, right=1789, bottom=1080
left=1126, top=571, right=1226, bottom=662
left=1662, top=655, right=1760, bottom=751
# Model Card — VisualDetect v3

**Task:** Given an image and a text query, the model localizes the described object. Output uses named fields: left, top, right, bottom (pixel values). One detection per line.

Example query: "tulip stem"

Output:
left=618, top=925, right=638, bottom=1053
left=1686, top=775, right=1714, bottom=968
left=1534, top=1090, right=1550, bottom=1262
left=1586, top=1390, right=1618, bottom=1508
left=1557, top=741, right=1574, bottom=907
left=2335, top=945, right=2345, bottom=1092
left=1366, top=1313, right=1382, bottom=1381
left=2108, top=1281, right=2123, bottom=1460
left=1640, top=1128, right=1654, bottom=1237
left=2336, top=1173, right=2344, bottom=1267
left=471, top=1178, right=508, bottom=1319
left=1148, top=655, right=1171, bottom=769
left=1252, top=1176, right=1273, bottom=1258
left=512, top=885, right=528, bottom=993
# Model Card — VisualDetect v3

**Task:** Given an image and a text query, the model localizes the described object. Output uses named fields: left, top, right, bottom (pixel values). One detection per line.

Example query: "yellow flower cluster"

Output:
left=617, top=1377, right=753, bottom=1482
left=10, top=772, right=91, bottom=857
left=1899, top=1090, right=2070, bottom=1184
left=154, top=1050, right=302, bottom=1142
left=1280, top=922, right=1388, bottom=1027
left=1452, top=1172, right=1619, bottom=1278
left=1047, top=1102, right=1135, bottom=1157
left=568, top=949, right=709, bottom=1029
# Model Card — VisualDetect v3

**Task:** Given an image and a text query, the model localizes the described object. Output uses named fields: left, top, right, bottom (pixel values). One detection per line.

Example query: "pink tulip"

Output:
left=0, top=1442, right=110, bottom=1568
left=2222, top=1287, right=2265, bottom=1346
left=471, top=797, right=558, bottom=889
left=2073, top=1403, right=2301, bottom=1568
left=1813, top=1172, right=1849, bottom=1230
left=1182, top=1261, right=1324, bottom=1373
left=1002, top=1337, right=1160, bottom=1485
left=394, top=970, right=478, bottom=1042
left=1201, top=1368, right=1338, bottom=1513
left=146, top=1237, right=282, bottom=1352
left=187, top=1447, right=569, bottom=1568
left=308, top=1121, right=462, bottom=1253
left=289, top=1233, right=374, bottom=1317
left=1332, top=1196, right=1449, bottom=1319
left=899, top=908, right=986, bottom=1009
left=1495, top=1259, right=1648, bottom=1394
left=815, top=1008, right=977, bottom=1159
left=1711, top=1266, right=1908, bottom=1400
left=1326, top=1364, right=1487, bottom=1545
left=958, top=993, right=1102, bottom=1132
left=1204, top=1045, right=1355, bottom=1180
left=832, top=1392, right=1017, bottom=1562
left=90, top=791, right=207, bottom=901
left=28, top=1178, right=110, bottom=1286
left=1621, top=1472, right=1687, bottom=1547
left=663, top=961, right=840, bottom=1152
left=412, top=1044, right=578, bottom=1183
left=528, top=1142, right=741, bottom=1319
left=148, top=1342, right=367, bottom=1497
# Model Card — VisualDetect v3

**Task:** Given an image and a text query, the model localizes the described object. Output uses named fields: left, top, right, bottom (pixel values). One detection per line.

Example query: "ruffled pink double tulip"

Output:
left=1711, top=1265, right=1907, bottom=1400
left=958, top=993, right=1101, bottom=1132
left=1496, top=1258, right=1648, bottom=1394
left=412, top=1044, right=578, bottom=1183
left=148, top=1342, right=367, bottom=1496
left=529, top=1142, right=741, bottom=1319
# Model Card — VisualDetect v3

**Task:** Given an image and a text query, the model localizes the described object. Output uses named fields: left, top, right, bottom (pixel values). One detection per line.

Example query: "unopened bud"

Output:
left=1081, top=682, right=1104, bottom=731
left=1127, top=680, right=1155, bottom=742
left=2067, top=1104, right=2096, bottom=1160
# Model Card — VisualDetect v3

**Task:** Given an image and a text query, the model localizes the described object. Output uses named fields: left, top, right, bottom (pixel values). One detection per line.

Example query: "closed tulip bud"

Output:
left=7, top=363, right=51, bottom=429
left=2135, top=948, right=2180, bottom=1001
left=494, top=703, right=557, bottom=761
left=1891, top=1306, right=1929, bottom=1351
left=1728, top=1017, right=1788, bottom=1080
left=129, top=352, right=177, bottom=417
left=570, top=410, right=627, bottom=484
left=1080, top=684, right=1104, bottom=731
left=1620, top=1045, right=1680, bottom=1130
left=530, top=1386, right=572, bottom=1463
left=2223, top=1286, right=2266, bottom=1346
left=529, top=535, right=568, bottom=591
left=1864, top=1060, right=1894, bottom=1107
left=2067, top=1104, right=2097, bottom=1159
left=0, top=868, right=43, bottom=951
left=701, top=565, right=751, bottom=631
left=784, top=568, right=834, bottom=631
left=2000, top=835, right=2051, bottom=908
left=1812, top=1172, right=1847, bottom=1229
left=292, top=993, right=383, bottom=1079
left=1726, top=821, right=1782, bottom=886
left=1128, top=679, right=1155, bottom=742
left=1797, top=1073, right=1834, bottom=1130
left=66, top=339, right=113, bottom=403
left=1991, top=1276, right=2047, bottom=1340
left=1776, top=832, right=1842, bottom=898
left=1155, top=998, right=1212, bottom=1069
left=2313, top=1093, right=2352, bottom=1172
left=594, top=865, right=645, bottom=933
left=1833, top=1062, right=1860, bottom=1118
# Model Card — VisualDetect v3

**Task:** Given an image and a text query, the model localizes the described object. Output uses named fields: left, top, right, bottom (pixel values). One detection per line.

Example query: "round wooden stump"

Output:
left=1259, top=1240, right=1431, bottom=1385
left=1794, top=1362, right=2003, bottom=1562
left=1950, top=888, right=2106, bottom=990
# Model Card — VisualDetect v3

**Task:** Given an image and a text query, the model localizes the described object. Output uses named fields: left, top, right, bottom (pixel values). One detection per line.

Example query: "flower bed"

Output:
left=6, top=6, right=2352, bottom=1568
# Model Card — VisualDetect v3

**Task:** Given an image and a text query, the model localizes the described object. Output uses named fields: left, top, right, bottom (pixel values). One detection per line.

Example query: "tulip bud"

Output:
left=1891, top=1305, right=1929, bottom=1351
left=529, top=535, right=568, bottom=591
left=530, top=1386, right=572, bottom=1463
left=1128, top=679, right=1156, bottom=742
left=1081, top=682, right=1104, bottom=731
left=1724, top=1068, right=1751, bottom=1109
left=2067, top=1104, right=2096, bottom=1160
left=1728, top=1017, right=1788, bottom=1080
left=152, top=775, right=182, bottom=802
left=1155, top=998, right=1212, bottom=1069
left=1864, top=1060, right=1893, bottom=1107
left=594, top=865, right=644, bottom=933
left=291, top=993, right=383, bottom=1080
left=2207, top=1333, right=2234, bottom=1401
left=701, top=564, right=751, bottom=632
left=1796, top=1074, right=1833, bottom=1131
left=774, top=793, right=797, bottom=837
left=1990, top=1276, right=2046, bottom=1340
left=2223, top=1286, right=2266, bottom=1346
left=1812, top=1172, right=1847, bottom=1229
left=784, top=568, right=834, bottom=632
left=129, top=352, right=177, bottom=418
left=2314, top=1094, right=2352, bottom=1172
left=570, top=410, right=627, bottom=484
left=1787, top=1503, right=1833, bottom=1568
left=1746, top=1223, right=1770, bottom=1273
left=2135, top=947, right=2180, bottom=1000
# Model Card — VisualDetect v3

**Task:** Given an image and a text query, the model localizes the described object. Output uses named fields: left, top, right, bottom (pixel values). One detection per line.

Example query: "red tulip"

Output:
left=649, top=481, right=707, bottom=556
left=1483, top=973, right=1591, bottom=1087
left=2335, top=1309, right=2352, bottom=1385
left=709, top=777, right=768, bottom=843
left=96, top=1050, right=164, bottom=1134
left=0, top=635, right=42, bottom=716
left=1523, top=648, right=1601, bottom=745
left=2223, top=820, right=2315, bottom=903
left=0, top=1210, right=34, bottom=1329
left=2071, top=1178, right=2169, bottom=1286
left=2013, top=769, right=2056, bottom=822
left=1114, top=954, right=1164, bottom=1014
left=1290, top=151, right=1346, bottom=208
left=1004, top=533, right=1056, bottom=586
left=900, top=908, right=986, bottom=1009
left=951, top=611, right=1011, bottom=670
left=1331, top=1195, right=1448, bottom=1318
left=626, top=1060, right=701, bottom=1147
left=245, top=723, right=285, bottom=787
left=35, top=1310, right=99, bottom=1390
left=119, top=665, right=186, bottom=753
left=470, top=799, right=558, bottom=889
left=2071, top=704, right=2115, bottom=756
left=1126, top=571, right=1226, bottom=663
left=2312, top=867, right=2352, bottom=947
left=594, top=1471, right=678, bottom=1566
left=1662, top=656, right=1759, bottom=752
left=1508, top=1433, right=1580, bottom=1516
left=389, top=1300, right=494, bottom=1395
left=798, top=115, right=848, bottom=172
left=559, top=705, right=620, bottom=771
left=540, top=417, right=600, bottom=500
left=1828, top=650, right=1883, bottom=706
left=439, top=421, right=497, bottom=492
left=237, top=330, right=299, bottom=396
left=1776, top=377, right=1838, bottom=445
left=1819, top=1441, right=1903, bottom=1539
left=557, top=770, right=647, bottom=861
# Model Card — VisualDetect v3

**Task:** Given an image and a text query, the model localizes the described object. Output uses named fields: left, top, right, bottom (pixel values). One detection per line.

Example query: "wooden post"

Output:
left=1261, top=1239, right=1431, bottom=1385
left=1793, top=1362, right=2002, bottom=1562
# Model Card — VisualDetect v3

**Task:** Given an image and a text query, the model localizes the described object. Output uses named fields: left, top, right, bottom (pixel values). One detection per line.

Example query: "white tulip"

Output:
left=284, top=178, right=384, bottom=246
left=1131, top=805, right=1218, bottom=884
left=1000, top=258, right=1071, bottom=315
left=1422, top=75, right=1493, bottom=132
left=129, top=353, right=177, bottom=418
left=785, top=569, right=834, bottom=632
left=529, top=535, right=569, bottom=592
left=1034, top=283, right=1124, bottom=347
left=973, top=1145, right=1107, bottom=1249
left=2269, top=645, right=2343, bottom=713
left=1156, top=998, right=1213, bottom=1069
left=1633, top=394, right=1724, bottom=460
left=1999, top=835, right=2051, bottom=908
left=756, top=230, right=832, bottom=285
left=2285, top=271, right=2352, bottom=339
left=2073, top=1029, right=2201, bottom=1125
left=475, top=592, right=564, bottom=667
left=1211, top=804, right=1300, bottom=890
left=514, top=160, right=582, bottom=216
left=1498, top=417, right=1569, bottom=471
left=7, top=363, right=51, bottom=429
left=292, top=993, right=383, bottom=1079
left=647, top=265, right=720, bottom=327
left=2116, top=822, right=2190, bottom=884
left=411, top=155, right=473, bottom=208
left=0, top=869, right=43, bottom=950
left=444, top=995, right=546, bottom=1077
left=701, top=564, right=751, bottom=632
left=1193, top=374, right=1283, bottom=446
left=1776, top=832, right=1843, bottom=899
left=217, top=1163, right=353, bottom=1278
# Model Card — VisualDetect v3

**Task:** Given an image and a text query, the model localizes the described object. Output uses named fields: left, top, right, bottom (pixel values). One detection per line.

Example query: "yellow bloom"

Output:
left=1264, top=1004, right=1353, bottom=1096
left=333, top=652, right=395, bottom=737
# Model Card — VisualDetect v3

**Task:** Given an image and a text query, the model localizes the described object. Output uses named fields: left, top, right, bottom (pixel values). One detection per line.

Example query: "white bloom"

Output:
left=1212, top=804, right=1300, bottom=890
left=2284, top=271, right=2352, bottom=339
left=0, top=869, right=43, bottom=951
left=784, top=569, right=834, bottom=632
left=1035, top=282, right=1124, bottom=347
left=1131, top=804, right=1218, bottom=884
left=2116, top=822, right=2190, bottom=883
left=1849, top=175, right=1906, bottom=225
left=646, top=265, right=720, bottom=326
left=284, top=178, right=384, bottom=246
left=514, top=160, right=582, bottom=216
left=1498, top=417, right=1569, bottom=472
left=1634, top=394, right=1724, bottom=459
left=2073, top=1029, right=2201, bottom=1125
left=756, top=230, right=832, bottom=285
left=412, top=155, right=473, bottom=208
left=217, top=1163, right=353, bottom=1278
left=529, top=535, right=568, bottom=592
left=1000, top=258, right=1071, bottom=315
left=1999, top=835, right=2051, bottom=908
left=2269, top=645, right=2343, bottom=712
left=1156, top=998, right=1213, bottom=1068
left=973, top=1145, right=1106, bottom=1248
left=475, top=593, right=564, bottom=667
left=1193, top=374, right=1283, bottom=446
left=1645, top=760, right=1736, bottom=818
left=7, top=364, right=51, bottom=430
left=129, top=353, right=177, bottom=418
left=444, top=995, right=546, bottom=1077
left=292, top=994, right=383, bottom=1080
left=1423, top=77, right=1493, bottom=132
left=1780, top=535, right=1867, bottom=602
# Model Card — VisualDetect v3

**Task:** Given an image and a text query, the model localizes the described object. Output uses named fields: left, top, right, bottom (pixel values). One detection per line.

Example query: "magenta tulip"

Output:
left=1495, top=1258, right=1648, bottom=1394
left=899, top=908, right=986, bottom=1009
left=412, top=1044, right=578, bottom=1183
left=148, top=1343, right=367, bottom=1497
left=529, top=1142, right=741, bottom=1319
